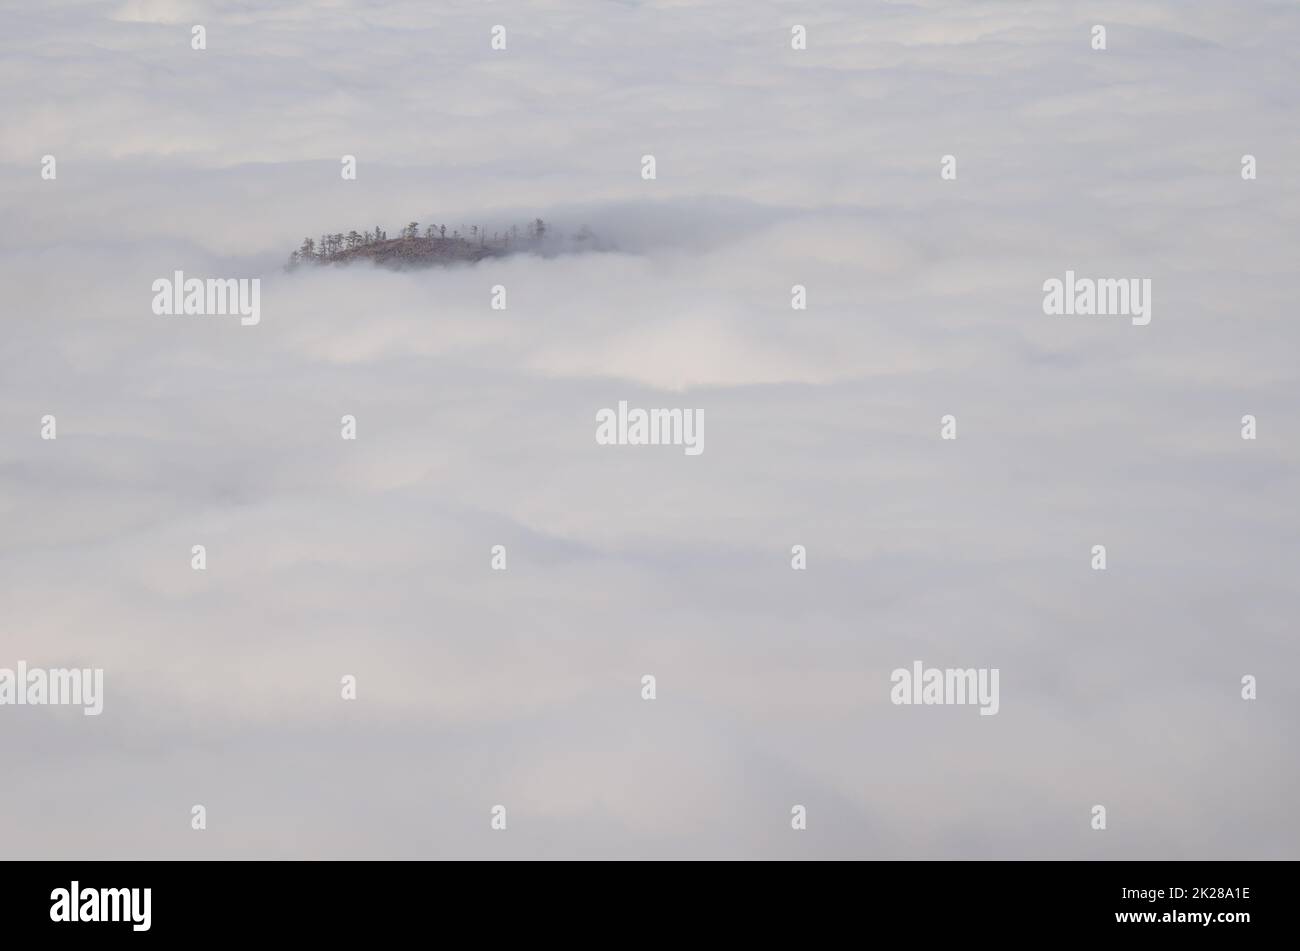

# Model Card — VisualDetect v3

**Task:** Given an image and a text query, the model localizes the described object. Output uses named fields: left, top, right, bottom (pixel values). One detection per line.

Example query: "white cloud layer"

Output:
left=0, top=0, right=1297, bottom=858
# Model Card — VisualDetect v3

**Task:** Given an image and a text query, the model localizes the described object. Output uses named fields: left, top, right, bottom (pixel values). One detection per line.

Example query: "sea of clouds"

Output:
left=0, top=0, right=1297, bottom=858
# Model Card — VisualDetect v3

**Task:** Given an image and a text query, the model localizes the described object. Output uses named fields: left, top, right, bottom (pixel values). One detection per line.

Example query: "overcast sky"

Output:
left=1, top=0, right=1297, bottom=858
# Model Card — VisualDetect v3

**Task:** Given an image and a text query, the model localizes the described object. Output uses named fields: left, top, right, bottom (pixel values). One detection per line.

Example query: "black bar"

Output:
left=0, top=860, right=1280, bottom=939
